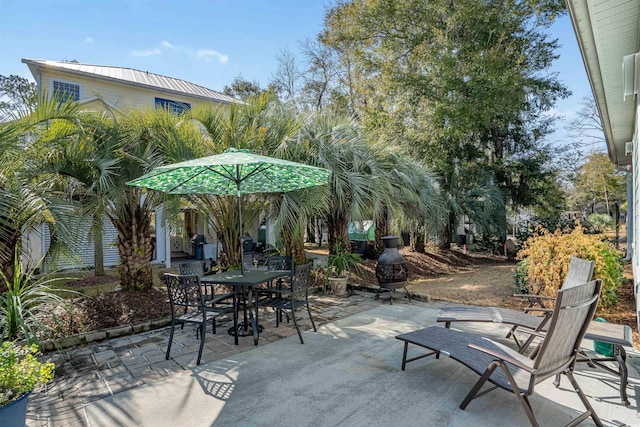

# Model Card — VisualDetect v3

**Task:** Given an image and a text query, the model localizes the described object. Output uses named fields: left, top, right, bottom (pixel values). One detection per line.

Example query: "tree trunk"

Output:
left=317, top=218, right=323, bottom=247
left=285, top=234, right=306, bottom=264
left=413, top=230, right=426, bottom=253
left=374, top=204, right=389, bottom=257
left=327, top=212, right=350, bottom=254
left=0, top=226, right=19, bottom=293
left=112, top=190, right=153, bottom=291
left=438, top=227, right=451, bottom=250
left=602, top=176, right=610, bottom=216
left=93, top=214, right=105, bottom=276
left=306, top=219, right=316, bottom=244
left=438, top=211, right=457, bottom=250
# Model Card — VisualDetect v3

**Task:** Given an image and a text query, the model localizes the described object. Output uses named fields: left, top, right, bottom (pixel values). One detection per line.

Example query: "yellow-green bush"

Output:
left=516, top=224, right=625, bottom=307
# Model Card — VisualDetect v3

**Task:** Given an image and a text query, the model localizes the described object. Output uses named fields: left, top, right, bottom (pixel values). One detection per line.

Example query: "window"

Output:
left=155, top=97, right=191, bottom=114
left=52, top=80, right=81, bottom=102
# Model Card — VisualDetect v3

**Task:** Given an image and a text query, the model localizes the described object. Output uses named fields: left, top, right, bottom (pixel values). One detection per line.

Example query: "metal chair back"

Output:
left=561, top=256, right=595, bottom=290
left=165, top=273, right=206, bottom=315
left=179, top=262, right=205, bottom=277
left=533, top=279, right=602, bottom=379
left=267, top=255, right=294, bottom=274
left=291, top=262, right=312, bottom=295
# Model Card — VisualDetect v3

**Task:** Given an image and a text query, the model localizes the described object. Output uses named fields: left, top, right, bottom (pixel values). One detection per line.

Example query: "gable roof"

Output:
left=22, top=58, right=239, bottom=105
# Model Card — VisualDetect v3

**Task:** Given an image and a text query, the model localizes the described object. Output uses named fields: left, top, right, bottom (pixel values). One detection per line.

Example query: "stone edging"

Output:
left=347, top=283, right=430, bottom=302
left=39, top=286, right=429, bottom=353
left=41, top=316, right=173, bottom=353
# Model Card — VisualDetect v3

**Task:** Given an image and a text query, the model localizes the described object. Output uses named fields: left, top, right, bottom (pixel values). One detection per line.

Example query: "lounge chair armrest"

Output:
left=524, top=307, right=553, bottom=314
left=512, top=293, right=533, bottom=299
left=518, top=329, right=546, bottom=338
left=468, top=343, right=536, bottom=373
left=513, top=294, right=556, bottom=301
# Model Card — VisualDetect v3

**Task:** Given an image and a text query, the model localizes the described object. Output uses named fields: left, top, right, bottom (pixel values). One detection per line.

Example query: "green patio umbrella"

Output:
left=127, top=148, right=331, bottom=274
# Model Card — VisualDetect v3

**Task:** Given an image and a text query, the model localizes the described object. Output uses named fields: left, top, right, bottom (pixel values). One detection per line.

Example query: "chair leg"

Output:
left=212, top=317, right=217, bottom=334
left=305, top=297, right=316, bottom=332
left=565, top=370, right=604, bottom=427
left=460, top=361, right=498, bottom=409
left=197, top=323, right=205, bottom=365
left=291, top=308, right=303, bottom=344
left=500, top=362, right=539, bottom=427
left=166, top=322, right=176, bottom=360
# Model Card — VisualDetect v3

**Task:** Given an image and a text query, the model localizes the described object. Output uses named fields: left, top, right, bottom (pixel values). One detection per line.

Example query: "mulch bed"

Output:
left=48, top=247, right=634, bottom=342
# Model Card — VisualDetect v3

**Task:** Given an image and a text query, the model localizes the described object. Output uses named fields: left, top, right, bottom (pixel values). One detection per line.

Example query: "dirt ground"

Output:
left=52, top=246, right=637, bottom=343
left=407, top=263, right=528, bottom=307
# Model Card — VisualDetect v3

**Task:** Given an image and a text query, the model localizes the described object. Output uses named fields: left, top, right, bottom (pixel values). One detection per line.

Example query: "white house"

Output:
left=566, top=0, right=639, bottom=326
left=21, top=59, right=265, bottom=270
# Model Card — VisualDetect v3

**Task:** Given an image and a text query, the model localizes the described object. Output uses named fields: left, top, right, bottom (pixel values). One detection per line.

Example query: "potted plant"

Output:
left=0, top=341, right=55, bottom=426
left=327, top=243, right=362, bottom=296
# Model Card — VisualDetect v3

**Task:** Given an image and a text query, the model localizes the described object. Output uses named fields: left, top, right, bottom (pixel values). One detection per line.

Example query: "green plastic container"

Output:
left=593, top=317, right=614, bottom=357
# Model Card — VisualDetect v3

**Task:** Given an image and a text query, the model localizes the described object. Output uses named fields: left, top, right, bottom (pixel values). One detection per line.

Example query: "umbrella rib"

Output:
left=239, top=163, right=273, bottom=184
left=205, top=165, right=237, bottom=182
left=258, top=168, right=290, bottom=193
left=167, top=168, right=210, bottom=193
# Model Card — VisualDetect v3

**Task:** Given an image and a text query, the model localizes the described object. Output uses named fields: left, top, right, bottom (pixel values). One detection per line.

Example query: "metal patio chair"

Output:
left=258, top=262, right=316, bottom=344
left=179, top=262, right=235, bottom=334
left=165, top=274, right=215, bottom=365
left=397, top=279, right=603, bottom=426
left=256, top=255, right=295, bottom=304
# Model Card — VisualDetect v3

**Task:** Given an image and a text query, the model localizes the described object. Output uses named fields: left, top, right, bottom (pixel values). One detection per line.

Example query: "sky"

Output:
left=0, top=0, right=593, bottom=148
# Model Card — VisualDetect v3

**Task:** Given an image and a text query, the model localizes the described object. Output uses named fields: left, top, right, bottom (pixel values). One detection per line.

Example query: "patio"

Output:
left=27, top=293, right=639, bottom=426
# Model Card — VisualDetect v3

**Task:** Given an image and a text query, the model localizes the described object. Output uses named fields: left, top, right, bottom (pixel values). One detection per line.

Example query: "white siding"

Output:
left=634, top=105, right=640, bottom=281
left=43, top=216, right=119, bottom=271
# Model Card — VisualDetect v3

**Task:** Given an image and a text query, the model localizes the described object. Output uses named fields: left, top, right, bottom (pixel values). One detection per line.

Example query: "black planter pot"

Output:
left=375, top=236, right=409, bottom=289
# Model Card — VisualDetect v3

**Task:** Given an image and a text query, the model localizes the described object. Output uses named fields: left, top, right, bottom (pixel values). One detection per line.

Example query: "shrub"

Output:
left=516, top=215, right=601, bottom=243
left=0, top=341, right=55, bottom=407
left=587, top=213, right=614, bottom=231
left=517, top=224, right=625, bottom=307
left=513, top=259, right=529, bottom=294
left=0, top=248, right=74, bottom=345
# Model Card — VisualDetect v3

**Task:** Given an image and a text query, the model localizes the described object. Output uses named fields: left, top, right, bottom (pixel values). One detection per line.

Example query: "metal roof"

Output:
left=22, top=58, right=239, bottom=105
left=566, top=0, right=640, bottom=166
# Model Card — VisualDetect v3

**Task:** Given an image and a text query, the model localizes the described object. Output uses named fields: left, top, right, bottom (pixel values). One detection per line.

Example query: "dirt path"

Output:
left=405, top=263, right=526, bottom=308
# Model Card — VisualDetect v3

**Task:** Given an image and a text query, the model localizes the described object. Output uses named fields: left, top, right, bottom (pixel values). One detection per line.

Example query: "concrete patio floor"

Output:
left=27, top=293, right=640, bottom=426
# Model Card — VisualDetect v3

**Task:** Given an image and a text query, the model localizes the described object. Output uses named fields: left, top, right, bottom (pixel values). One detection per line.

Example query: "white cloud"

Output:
left=131, top=48, right=162, bottom=57
left=196, top=49, right=229, bottom=64
left=161, top=40, right=176, bottom=49
left=85, top=37, right=94, bottom=44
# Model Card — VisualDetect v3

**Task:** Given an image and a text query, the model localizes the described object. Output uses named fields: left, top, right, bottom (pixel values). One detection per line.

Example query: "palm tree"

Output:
left=109, top=108, right=209, bottom=290
left=188, top=95, right=302, bottom=265
left=438, top=164, right=505, bottom=249
left=369, top=143, right=442, bottom=255
left=39, top=106, right=209, bottom=290
left=33, top=111, right=121, bottom=276
left=283, top=113, right=376, bottom=254
left=0, top=95, right=80, bottom=288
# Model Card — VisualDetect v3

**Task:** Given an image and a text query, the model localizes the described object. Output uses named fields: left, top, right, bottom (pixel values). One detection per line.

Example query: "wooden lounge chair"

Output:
left=396, top=280, right=603, bottom=427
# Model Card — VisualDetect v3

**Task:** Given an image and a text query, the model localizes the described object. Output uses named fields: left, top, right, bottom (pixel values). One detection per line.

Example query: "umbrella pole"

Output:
left=237, top=177, right=244, bottom=276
